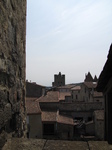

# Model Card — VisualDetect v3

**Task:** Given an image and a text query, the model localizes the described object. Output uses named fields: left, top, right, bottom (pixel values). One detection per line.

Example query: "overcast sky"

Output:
left=26, top=0, right=112, bottom=86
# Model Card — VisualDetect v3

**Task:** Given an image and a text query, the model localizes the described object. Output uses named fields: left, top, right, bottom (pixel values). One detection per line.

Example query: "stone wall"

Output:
left=0, top=0, right=26, bottom=148
left=95, top=120, right=104, bottom=140
left=59, top=102, right=103, bottom=111
left=26, top=81, right=45, bottom=98
left=27, top=114, right=43, bottom=139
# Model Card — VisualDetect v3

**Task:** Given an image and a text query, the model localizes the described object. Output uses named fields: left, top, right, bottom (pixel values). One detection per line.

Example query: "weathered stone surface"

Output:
left=44, top=140, right=88, bottom=150
left=88, top=141, right=109, bottom=150
left=4, top=103, right=12, bottom=123
left=0, top=103, right=11, bottom=128
left=0, top=131, right=7, bottom=149
left=0, top=110, right=4, bottom=126
left=3, top=138, right=46, bottom=150
left=0, top=0, right=26, bottom=148
left=109, top=144, right=112, bottom=150
left=3, top=138, right=112, bottom=150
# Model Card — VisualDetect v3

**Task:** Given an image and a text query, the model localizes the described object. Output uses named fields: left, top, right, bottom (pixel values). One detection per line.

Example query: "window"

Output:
left=89, top=93, right=90, bottom=99
left=76, top=95, right=78, bottom=100
left=72, top=94, right=73, bottom=99
left=88, top=117, right=92, bottom=121
left=75, top=117, right=83, bottom=121
left=96, top=99, right=99, bottom=102
left=43, top=124, right=54, bottom=135
left=83, top=96, right=85, bottom=101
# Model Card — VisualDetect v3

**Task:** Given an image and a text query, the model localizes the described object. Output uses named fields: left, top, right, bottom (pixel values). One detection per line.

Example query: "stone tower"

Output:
left=0, top=0, right=26, bottom=148
left=52, top=72, right=65, bottom=87
left=84, top=72, right=93, bottom=82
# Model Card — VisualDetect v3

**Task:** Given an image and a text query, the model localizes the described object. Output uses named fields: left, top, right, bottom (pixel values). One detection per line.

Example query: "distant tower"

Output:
left=52, top=72, right=65, bottom=87
left=84, top=72, right=93, bottom=82
left=93, top=75, right=98, bottom=82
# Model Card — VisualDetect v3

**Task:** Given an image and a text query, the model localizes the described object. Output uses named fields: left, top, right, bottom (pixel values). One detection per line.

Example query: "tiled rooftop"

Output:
left=37, top=91, right=59, bottom=102
left=42, top=111, right=57, bottom=122
left=57, top=113, right=74, bottom=125
left=26, top=99, right=41, bottom=115
left=59, top=92, right=71, bottom=101
left=26, top=97, right=38, bottom=101
left=58, top=84, right=76, bottom=89
left=41, top=111, right=74, bottom=125
left=71, top=85, right=81, bottom=91
left=84, top=82, right=97, bottom=89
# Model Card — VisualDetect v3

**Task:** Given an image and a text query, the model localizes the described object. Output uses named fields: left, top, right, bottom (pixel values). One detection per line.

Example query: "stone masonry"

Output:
left=0, top=0, right=26, bottom=148
left=2, top=138, right=112, bottom=150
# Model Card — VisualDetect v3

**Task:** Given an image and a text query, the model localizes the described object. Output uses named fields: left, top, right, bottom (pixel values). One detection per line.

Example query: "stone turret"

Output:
left=93, top=75, right=98, bottom=82
left=52, top=72, right=65, bottom=87
left=84, top=72, right=93, bottom=82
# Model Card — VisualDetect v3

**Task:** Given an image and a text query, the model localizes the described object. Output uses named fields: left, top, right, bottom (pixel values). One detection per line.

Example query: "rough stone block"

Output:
left=0, top=0, right=26, bottom=148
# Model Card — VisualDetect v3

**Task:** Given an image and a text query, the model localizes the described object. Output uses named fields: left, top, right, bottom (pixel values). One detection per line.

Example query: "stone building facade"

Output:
left=26, top=81, right=45, bottom=98
left=94, top=110, right=104, bottom=140
left=0, top=0, right=26, bottom=148
left=26, top=99, right=42, bottom=138
left=71, top=84, right=93, bottom=102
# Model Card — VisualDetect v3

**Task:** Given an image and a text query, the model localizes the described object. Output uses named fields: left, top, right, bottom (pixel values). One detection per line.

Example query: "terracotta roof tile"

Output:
left=84, top=72, right=93, bottom=82
left=58, top=84, right=76, bottom=89
left=71, top=86, right=81, bottom=91
left=26, top=99, right=41, bottom=115
left=41, top=111, right=74, bottom=125
left=84, top=82, right=97, bottom=88
left=26, top=97, right=38, bottom=101
left=37, top=91, right=59, bottom=102
left=59, top=92, right=71, bottom=101
left=57, top=114, right=74, bottom=125
left=42, top=111, right=57, bottom=122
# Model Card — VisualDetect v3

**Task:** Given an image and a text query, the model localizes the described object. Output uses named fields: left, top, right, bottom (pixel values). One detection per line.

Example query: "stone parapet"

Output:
left=2, top=138, right=112, bottom=150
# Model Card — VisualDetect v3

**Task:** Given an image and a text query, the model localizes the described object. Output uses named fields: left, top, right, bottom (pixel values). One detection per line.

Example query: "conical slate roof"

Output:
left=84, top=72, right=93, bottom=82
left=97, top=44, right=112, bottom=92
left=93, top=75, right=98, bottom=82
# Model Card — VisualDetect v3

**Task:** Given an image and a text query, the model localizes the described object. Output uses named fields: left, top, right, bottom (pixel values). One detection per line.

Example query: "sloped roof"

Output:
left=84, top=82, right=97, bottom=89
left=26, top=81, right=45, bottom=98
left=26, top=97, right=37, bottom=101
left=26, top=99, right=41, bottom=115
left=71, top=86, right=81, bottom=91
left=42, top=111, right=57, bottom=122
left=59, top=92, right=71, bottom=101
left=37, top=91, right=59, bottom=102
left=57, top=114, right=74, bottom=125
left=93, top=75, right=98, bottom=82
left=97, top=44, right=112, bottom=92
left=84, top=72, right=93, bottom=82
left=41, top=111, right=74, bottom=125
left=58, top=84, right=76, bottom=89
left=26, top=81, right=45, bottom=88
